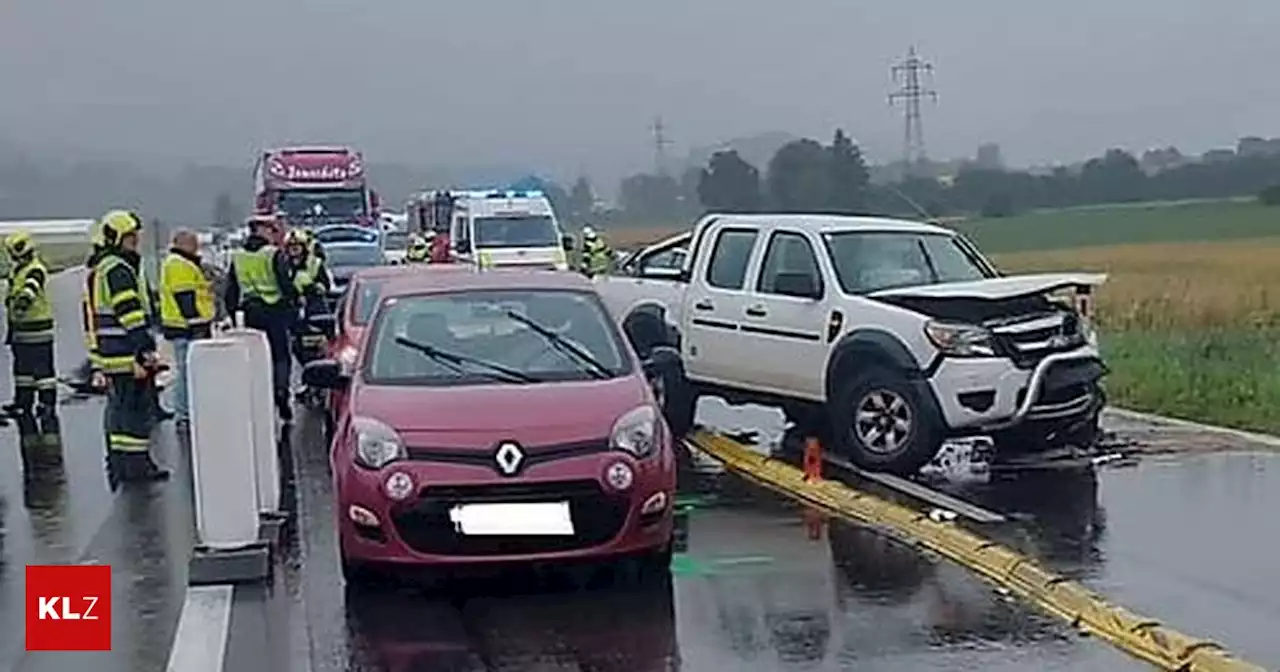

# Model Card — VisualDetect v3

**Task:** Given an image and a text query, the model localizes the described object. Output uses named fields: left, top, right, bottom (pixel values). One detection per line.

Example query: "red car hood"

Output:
left=352, top=376, right=652, bottom=448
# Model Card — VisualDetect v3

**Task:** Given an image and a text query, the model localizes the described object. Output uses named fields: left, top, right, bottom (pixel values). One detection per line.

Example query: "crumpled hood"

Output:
left=352, top=376, right=651, bottom=449
left=869, top=273, right=1107, bottom=301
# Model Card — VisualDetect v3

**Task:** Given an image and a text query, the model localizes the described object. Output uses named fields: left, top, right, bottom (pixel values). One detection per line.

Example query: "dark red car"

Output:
left=303, top=268, right=677, bottom=584
left=327, top=265, right=433, bottom=427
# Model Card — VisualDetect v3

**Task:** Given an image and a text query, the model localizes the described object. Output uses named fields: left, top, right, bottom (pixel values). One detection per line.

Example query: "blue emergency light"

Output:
left=485, top=190, right=543, bottom=199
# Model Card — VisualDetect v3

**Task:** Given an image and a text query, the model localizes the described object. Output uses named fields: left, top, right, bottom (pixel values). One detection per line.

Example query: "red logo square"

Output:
left=25, top=565, right=112, bottom=651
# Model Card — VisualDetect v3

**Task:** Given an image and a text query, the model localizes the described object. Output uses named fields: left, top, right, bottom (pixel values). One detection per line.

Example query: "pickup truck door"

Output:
left=682, top=226, right=763, bottom=386
left=739, top=228, right=830, bottom=399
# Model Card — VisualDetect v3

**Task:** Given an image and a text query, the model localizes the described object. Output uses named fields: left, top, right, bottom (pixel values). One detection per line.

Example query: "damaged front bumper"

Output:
left=928, top=347, right=1107, bottom=433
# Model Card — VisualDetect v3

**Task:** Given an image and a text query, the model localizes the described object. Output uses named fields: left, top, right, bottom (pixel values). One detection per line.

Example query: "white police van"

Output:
left=449, top=189, right=570, bottom=271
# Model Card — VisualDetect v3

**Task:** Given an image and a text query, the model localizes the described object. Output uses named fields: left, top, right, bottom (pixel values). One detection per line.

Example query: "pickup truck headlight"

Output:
left=352, top=416, right=405, bottom=469
left=924, top=321, right=996, bottom=357
left=611, top=405, right=658, bottom=458
left=1081, top=316, right=1099, bottom=348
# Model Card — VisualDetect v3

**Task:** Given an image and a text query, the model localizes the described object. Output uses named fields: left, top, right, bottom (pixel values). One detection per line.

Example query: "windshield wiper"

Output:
left=504, top=310, right=611, bottom=379
left=394, top=336, right=542, bottom=384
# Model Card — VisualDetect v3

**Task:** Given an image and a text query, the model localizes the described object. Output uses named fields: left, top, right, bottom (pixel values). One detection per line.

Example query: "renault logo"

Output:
left=495, top=442, right=524, bottom=476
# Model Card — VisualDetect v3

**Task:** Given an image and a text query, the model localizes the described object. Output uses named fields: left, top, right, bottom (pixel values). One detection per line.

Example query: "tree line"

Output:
left=590, top=137, right=1280, bottom=226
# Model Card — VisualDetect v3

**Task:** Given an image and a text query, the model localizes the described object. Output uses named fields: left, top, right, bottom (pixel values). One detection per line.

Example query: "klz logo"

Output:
left=38, top=597, right=100, bottom=620
left=26, top=565, right=112, bottom=651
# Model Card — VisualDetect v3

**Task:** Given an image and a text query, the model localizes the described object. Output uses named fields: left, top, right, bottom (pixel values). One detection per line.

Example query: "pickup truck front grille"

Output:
left=989, top=312, right=1085, bottom=365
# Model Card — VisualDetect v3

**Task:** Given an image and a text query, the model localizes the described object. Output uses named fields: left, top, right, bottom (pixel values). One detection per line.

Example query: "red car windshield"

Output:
left=363, top=289, right=631, bottom=386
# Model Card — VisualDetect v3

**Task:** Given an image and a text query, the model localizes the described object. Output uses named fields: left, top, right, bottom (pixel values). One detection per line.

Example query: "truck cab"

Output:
left=449, top=190, right=570, bottom=271
left=253, top=146, right=381, bottom=228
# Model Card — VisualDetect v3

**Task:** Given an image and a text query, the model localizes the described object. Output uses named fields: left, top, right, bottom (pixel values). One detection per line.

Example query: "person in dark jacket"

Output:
left=224, top=215, right=299, bottom=422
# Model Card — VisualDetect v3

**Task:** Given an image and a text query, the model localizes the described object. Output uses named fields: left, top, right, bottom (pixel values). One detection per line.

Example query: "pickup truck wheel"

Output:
left=830, top=368, right=943, bottom=475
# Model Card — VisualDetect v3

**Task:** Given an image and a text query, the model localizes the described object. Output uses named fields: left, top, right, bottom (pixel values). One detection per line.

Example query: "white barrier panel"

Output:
left=218, top=328, right=280, bottom=515
left=188, top=338, right=260, bottom=549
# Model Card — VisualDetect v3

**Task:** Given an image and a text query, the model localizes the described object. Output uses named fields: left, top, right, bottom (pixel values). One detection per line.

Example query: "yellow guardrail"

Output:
left=686, top=430, right=1269, bottom=672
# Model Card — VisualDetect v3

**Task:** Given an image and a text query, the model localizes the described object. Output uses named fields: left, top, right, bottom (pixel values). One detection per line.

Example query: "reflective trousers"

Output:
left=11, top=342, right=56, bottom=415
left=105, top=373, right=153, bottom=455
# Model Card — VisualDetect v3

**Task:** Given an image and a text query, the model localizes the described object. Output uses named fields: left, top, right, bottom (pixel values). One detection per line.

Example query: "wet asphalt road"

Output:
left=0, top=269, right=194, bottom=672
left=1, top=270, right=1280, bottom=670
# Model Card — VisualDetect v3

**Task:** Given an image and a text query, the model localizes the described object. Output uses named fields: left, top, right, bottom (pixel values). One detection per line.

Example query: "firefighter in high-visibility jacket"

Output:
left=405, top=233, right=431, bottom=263
left=89, top=210, right=169, bottom=483
left=224, top=216, right=299, bottom=422
left=577, top=226, right=613, bottom=277
left=285, top=228, right=332, bottom=366
left=3, top=232, right=57, bottom=421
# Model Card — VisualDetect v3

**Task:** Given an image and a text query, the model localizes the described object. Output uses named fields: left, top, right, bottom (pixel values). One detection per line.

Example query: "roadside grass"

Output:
left=955, top=198, right=1280, bottom=253
left=1097, top=329, right=1280, bottom=434
left=996, top=238, right=1280, bottom=433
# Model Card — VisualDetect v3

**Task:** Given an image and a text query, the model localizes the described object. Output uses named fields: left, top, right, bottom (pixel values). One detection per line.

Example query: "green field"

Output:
left=980, top=199, right=1280, bottom=434
left=953, top=199, right=1280, bottom=253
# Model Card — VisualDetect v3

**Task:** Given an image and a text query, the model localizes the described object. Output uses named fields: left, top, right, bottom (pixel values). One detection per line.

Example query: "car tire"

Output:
left=829, top=366, right=943, bottom=475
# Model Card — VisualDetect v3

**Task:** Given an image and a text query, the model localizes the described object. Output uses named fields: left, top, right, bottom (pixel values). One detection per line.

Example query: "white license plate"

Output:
left=448, top=502, right=575, bottom=536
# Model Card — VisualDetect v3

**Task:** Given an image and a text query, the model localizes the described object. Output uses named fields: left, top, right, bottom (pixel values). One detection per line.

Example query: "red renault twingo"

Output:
left=304, top=268, right=677, bottom=585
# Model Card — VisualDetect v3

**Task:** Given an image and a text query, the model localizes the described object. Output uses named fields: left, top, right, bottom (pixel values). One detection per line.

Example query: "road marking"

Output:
left=1105, top=407, right=1280, bottom=451
left=165, top=585, right=233, bottom=672
left=671, top=553, right=776, bottom=576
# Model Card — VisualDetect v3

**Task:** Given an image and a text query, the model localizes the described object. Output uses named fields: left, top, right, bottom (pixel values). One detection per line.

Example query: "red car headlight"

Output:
left=610, top=406, right=658, bottom=458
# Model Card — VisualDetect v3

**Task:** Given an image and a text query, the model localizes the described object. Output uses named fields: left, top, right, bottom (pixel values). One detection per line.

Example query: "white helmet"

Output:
left=582, top=226, right=597, bottom=240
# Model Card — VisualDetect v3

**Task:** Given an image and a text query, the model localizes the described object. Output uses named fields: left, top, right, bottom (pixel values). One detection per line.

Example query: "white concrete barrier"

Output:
left=187, top=337, right=271, bottom=584
left=218, top=328, right=281, bottom=516
left=188, top=338, right=260, bottom=548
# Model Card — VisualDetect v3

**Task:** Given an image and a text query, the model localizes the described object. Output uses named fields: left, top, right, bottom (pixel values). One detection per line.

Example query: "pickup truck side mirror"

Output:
left=456, top=239, right=472, bottom=254
left=774, top=272, right=822, bottom=299
left=562, top=234, right=575, bottom=251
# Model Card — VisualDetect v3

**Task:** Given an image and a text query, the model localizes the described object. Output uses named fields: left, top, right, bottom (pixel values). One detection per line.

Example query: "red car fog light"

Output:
left=605, top=461, right=634, bottom=491
left=384, top=472, right=415, bottom=501
left=641, top=491, right=668, bottom=515
left=348, top=505, right=380, bottom=527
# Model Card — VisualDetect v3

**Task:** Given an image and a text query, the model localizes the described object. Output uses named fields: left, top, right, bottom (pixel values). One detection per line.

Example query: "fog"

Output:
left=2, top=0, right=1278, bottom=175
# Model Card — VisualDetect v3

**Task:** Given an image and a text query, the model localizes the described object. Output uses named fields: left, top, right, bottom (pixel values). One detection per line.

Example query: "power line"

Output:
left=889, top=46, right=938, bottom=178
left=651, top=116, right=672, bottom=175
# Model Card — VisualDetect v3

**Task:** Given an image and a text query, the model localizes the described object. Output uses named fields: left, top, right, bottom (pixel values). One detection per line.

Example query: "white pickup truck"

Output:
left=596, top=213, right=1108, bottom=475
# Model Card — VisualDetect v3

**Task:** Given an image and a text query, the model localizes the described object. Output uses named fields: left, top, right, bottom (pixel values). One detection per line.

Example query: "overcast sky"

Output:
left=2, top=0, right=1278, bottom=176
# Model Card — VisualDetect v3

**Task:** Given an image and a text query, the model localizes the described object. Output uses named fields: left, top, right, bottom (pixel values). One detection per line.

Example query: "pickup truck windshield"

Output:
left=473, top=215, right=559, bottom=249
left=276, top=189, right=366, bottom=219
left=365, top=289, right=630, bottom=386
left=822, top=231, right=990, bottom=293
